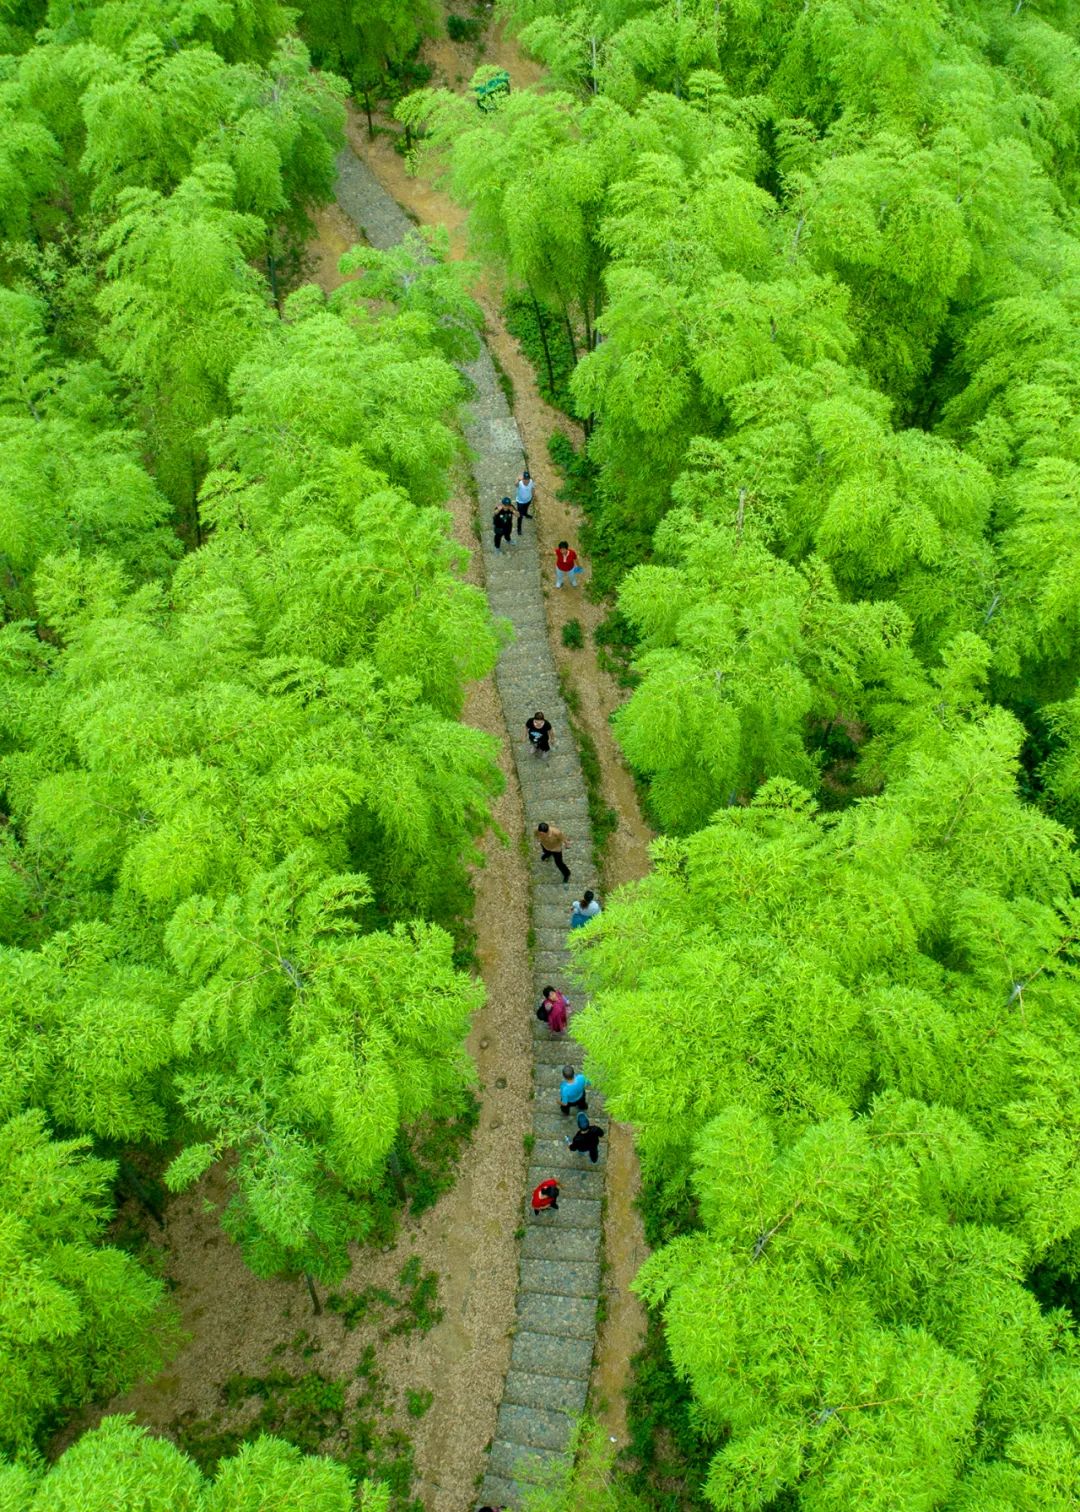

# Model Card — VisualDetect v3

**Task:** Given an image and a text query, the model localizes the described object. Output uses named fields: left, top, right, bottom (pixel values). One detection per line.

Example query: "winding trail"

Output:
left=334, top=150, right=606, bottom=1505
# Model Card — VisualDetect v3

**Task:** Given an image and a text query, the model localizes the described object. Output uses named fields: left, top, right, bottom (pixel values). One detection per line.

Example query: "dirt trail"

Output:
left=351, top=7, right=653, bottom=1447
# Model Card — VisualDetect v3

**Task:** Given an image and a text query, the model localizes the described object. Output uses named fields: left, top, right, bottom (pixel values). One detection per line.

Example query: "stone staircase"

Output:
left=333, top=146, right=603, bottom=1508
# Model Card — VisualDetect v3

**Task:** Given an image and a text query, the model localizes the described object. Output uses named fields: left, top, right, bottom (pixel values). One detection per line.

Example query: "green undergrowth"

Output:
left=173, top=1287, right=440, bottom=1510
left=504, top=292, right=577, bottom=411
left=548, top=431, right=650, bottom=600
left=395, top=1091, right=481, bottom=1218
left=326, top=1254, right=443, bottom=1338
left=557, top=668, right=619, bottom=867
left=617, top=1316, right=713, bottom=1512
left=593, top=609, right=640, bottom=689
left=489, top=347, right=516, bottom=410
left=562, top=618, right=585, bottom=650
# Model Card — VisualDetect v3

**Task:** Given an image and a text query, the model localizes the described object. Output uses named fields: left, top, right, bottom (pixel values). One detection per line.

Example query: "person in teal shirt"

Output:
left=559, top=1065, right=590, bottom=1116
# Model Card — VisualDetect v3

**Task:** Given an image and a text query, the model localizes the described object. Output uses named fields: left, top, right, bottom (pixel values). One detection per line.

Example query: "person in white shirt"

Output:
left=514, top=470, right=535, bottom=534
left=570, top=890, right=601, bottom=929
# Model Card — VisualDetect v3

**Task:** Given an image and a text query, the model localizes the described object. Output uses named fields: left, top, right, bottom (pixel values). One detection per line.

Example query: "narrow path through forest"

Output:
left=334, top=144, right=608, bottom=1508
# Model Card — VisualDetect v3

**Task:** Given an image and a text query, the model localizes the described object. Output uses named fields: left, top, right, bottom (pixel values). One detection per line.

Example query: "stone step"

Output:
left=533, top=1109, right=608, bottom=1140
left=520, top=1222, right=600, bottom=1264
left=533, top=918, right=574, bottom=943
left=533, top=1060, right=591, bottom=1087
left=492, top=600, right=548, bottom=626
left=519, top=1258, right=600, bottom=1302
left=533, top=905, right=574, bottom=931
left=532, top=782, right=589, bottom=808
left=516, top=1288, right=598, bottom=1338
left=510, top=1328, right=594, bottom=1382
left=531, top=1021, right=577, bottom=1045
left=533, top=1047, right=590, bottom=1067
left=478, top=1474, right=522, bottom=1510
left=534, top=955, right=571, bottom=981
left=531, top=1098, right=607, bottom=1130
left=496, top=1402, right=575, bottom=1454
left=503, top=1369, right=588, bottom=1416
left=527, top=1164, right=604, bottom=1205
left=521, top=1196, right=600, bottom=1229
left=489, top=1437, right=566, bottom=1486
left=530, top=1136, right=606, bottom=1172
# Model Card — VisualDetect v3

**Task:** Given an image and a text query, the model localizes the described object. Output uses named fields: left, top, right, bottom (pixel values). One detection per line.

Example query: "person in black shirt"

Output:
left=525, top=711, right=553, bottom=758
left=566, top=1113, right=604, bottom=1164
left=493, top=497, right=515, bottom=552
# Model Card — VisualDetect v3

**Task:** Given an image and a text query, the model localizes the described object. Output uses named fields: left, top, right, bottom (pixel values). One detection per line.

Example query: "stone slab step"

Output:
left=503, top=1368, right=588, bottom=1417
left=530, top=1093, right=607, bottom=1126
left=492, top=603, right=548, bottom=628
left=534, top=946, right=571, bottom=969
left=489, top=1437, right=566, bottom=1486
left=522, top=1196, right=601, bottom=1229
left=517, top=1288, right=598, bottom=1338
left=534, top=1060, right=591, bottom=1086
left=478, top=1473, right=522, bottom=1509
left=521, top=1222, right=600, bottom=1264
left=532, top=907, right=574, bottom=932
left=533, top=1039, right=588, bottom=1067
left=519, top=1258, right=600, bottom=1301
left=531, top=1136, right=606, bottom=1172
left=533, top=1109, right=607, bottom=1139
left=496, top=1402, right=575, bottom=1454
left=530, top=1095, right=607, bottom=1129
left=510, top=1328, right=594, bottom=1381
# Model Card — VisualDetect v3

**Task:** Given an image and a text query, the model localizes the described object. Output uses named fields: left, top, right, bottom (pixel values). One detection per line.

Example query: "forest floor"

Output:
left=77, top=10, right=651, bottom=1509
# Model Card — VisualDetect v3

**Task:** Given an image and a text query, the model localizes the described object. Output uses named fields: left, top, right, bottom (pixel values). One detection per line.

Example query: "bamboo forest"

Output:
left=3, top=0, right=1080, bottom=1507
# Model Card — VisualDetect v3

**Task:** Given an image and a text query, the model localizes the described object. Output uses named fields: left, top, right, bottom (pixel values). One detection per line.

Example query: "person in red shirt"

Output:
left=537, top=985, right=569, bottom=1034
left=555, top=540, right=584, bottom=587
left=531, top=1178, right=560, bottom=1214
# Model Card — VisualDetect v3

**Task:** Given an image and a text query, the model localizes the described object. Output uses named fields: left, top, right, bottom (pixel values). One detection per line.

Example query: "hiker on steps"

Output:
left=537, top=985, right=569, bottom=1035
left=536, top=821, right=571, bottom=884
left=560, top=1065, right=590, bottom=1117
left=515, top=469, right=534, bottom=534
left=566, top=1112, right=605, bottom=1164
left=525, top=711, right=553, bottom=759
left=531, top=1178, right=560, bottom=1215
left=493, top=497, right=515, bottom=552
left=570, top=889, right=601, bottom=929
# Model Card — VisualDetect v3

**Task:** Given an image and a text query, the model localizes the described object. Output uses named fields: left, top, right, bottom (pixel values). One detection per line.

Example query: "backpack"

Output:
left=536, top=1000, right=550, bottom=1022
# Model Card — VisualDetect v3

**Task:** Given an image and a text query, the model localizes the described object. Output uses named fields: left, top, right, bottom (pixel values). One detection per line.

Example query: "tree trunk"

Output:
left=387, top=1138, right=408, bottom=1202
left=363, top=89, right=375, bottom=139
left=118, top=1156, right=166, bottom=1229
left=267, top=244, right=279, bottom=310
left=528, top=285, right=557, bottom=393
left=562, top=309, right=579, bottom=366
left=304, top=1272, right=322, bottom=1315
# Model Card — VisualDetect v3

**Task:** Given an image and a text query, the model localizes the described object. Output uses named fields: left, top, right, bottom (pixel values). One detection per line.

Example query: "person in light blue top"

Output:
left=514, top=469, right=535, bottom=534
left=570, top=889, right=601, bottom=929
left=559, top=1065, right=590, bottom=1116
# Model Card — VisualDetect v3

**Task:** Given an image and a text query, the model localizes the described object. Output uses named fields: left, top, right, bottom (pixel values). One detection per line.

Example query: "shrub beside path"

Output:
left=335, top=149, right=605, bottom=1506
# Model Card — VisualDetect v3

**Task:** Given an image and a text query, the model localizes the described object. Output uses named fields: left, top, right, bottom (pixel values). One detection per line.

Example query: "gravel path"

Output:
left=335, top=146, right=604, bottom=1507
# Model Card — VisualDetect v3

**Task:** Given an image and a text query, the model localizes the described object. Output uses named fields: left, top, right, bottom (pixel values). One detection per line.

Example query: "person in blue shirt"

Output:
left=559, top=1065, right=590, bottom=1117
left=514, top=470, right=535, bottom=534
